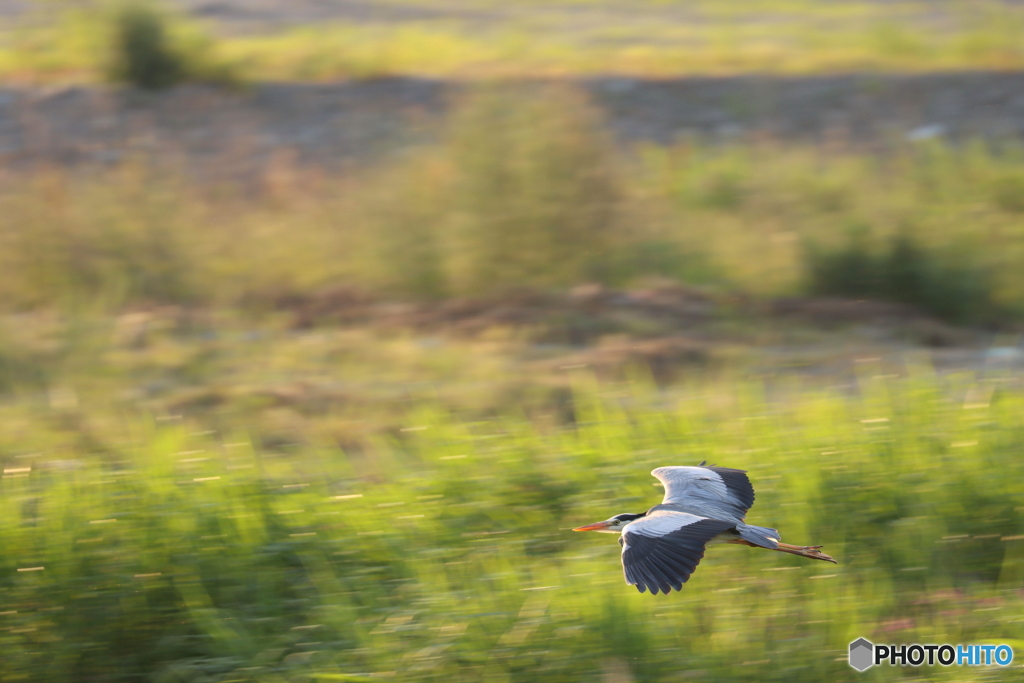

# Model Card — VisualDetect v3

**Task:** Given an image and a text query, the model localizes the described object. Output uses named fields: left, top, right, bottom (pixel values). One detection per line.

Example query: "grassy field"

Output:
left=2, top=365, right=1024, bottom=682
left=5, top=0, right=1024, bottom=84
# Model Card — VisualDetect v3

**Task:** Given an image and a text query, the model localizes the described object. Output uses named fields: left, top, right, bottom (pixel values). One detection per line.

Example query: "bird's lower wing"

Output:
left=620, top=513, right=736, bottom=594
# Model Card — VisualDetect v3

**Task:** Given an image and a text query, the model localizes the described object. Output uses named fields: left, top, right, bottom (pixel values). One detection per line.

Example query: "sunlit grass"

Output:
left=1, top=370, right=1023, bottom=681
left=4, top=1, right=1024, bottom=83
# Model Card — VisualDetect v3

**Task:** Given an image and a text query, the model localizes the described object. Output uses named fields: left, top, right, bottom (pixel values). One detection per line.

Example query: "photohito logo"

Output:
left=849, top=638, right=1014, bottom=671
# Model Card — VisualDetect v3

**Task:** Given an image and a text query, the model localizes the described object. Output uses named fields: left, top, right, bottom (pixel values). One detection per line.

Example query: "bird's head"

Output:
left=573, top=512, right=645, bottom=534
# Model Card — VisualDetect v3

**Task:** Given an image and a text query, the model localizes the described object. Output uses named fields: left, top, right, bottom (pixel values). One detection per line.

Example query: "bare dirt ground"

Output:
left=6, top=72, right=1024, bottom=175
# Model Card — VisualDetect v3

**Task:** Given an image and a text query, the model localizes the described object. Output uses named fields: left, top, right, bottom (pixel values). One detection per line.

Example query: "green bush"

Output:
left=446, top=85, right=622, bottom=294
left=805, top=228, right=998, bottom=324
left=110, top=2, right=184, bottom=89
left=108, top=1, right=236, bottom=90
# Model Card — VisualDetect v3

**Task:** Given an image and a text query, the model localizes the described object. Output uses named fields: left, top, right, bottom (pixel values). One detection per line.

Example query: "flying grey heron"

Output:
left=573, top=463, right=837, bottom=594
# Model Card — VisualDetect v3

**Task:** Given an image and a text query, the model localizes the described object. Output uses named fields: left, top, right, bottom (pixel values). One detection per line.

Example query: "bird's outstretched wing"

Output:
left=620, top=511, right=735, bottom=594
left=651, top=465, right=755, bottom=522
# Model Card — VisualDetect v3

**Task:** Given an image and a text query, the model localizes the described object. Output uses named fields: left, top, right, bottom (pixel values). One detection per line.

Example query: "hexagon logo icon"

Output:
left=849, top=638, right=874, bottom=671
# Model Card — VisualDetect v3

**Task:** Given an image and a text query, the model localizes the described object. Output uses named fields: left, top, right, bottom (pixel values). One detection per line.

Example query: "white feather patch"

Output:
left=623, top=510, right=708, bottom=538
left=652, top=466, right=730, bottom=503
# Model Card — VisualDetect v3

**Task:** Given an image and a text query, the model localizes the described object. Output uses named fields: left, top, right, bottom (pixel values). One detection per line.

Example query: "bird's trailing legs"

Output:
left=774, top=542, right=837, bottom=564
left=729, top=539, right=837, bottom=564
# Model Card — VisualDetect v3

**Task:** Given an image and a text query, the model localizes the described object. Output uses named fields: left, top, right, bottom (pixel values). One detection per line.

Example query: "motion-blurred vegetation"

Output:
left=2, top=368, right=1023, bottom=682
left=0, top=86, right=1023, bottom=324
left=4, top=0, right=1024, bottom=83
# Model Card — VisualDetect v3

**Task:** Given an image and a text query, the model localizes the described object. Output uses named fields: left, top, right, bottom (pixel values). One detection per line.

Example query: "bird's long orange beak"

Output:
left=573, top=521, right=611, bottom=532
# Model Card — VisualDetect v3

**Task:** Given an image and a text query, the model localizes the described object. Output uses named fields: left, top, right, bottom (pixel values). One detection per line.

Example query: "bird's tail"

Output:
left=735, top=523, right=780, bottom=549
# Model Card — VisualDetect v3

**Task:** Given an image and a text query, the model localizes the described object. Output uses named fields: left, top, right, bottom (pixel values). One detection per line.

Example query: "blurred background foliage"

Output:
left=2, top=88, right=1024, bottom=322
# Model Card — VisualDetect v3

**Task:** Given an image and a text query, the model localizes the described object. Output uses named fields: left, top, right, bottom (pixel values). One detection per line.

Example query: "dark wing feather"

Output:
left=702, top=466, right=755, bottom=513
left=620, top=514, right=736, bottom=594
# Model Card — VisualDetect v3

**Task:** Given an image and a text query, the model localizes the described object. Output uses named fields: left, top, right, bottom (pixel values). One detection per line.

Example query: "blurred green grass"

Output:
left=5, top=0, right=1024, bottom=84
left=2, top=371, right=1023, bottom=681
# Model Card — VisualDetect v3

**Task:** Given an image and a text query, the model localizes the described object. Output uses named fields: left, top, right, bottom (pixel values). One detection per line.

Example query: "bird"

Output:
left=573, top=462, right=836, bottom=594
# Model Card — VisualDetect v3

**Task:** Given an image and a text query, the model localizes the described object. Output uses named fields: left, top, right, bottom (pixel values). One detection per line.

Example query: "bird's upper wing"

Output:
left=619, top=511, right=735, bottom=594
left=651, top=465, right=755, bottom=522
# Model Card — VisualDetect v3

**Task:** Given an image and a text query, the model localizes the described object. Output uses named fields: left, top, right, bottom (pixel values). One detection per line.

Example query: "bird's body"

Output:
left=573, top=463, right=836, bottom=594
